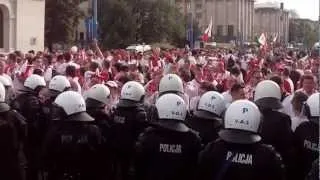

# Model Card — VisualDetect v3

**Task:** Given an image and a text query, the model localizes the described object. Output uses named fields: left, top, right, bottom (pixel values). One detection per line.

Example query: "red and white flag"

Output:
left=201, top=17, right=213, bottom=42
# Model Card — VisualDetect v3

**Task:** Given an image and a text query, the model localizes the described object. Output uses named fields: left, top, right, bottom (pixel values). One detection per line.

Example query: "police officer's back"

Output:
left=0, top=82, right=25, bottom=180
left=42, top=91, right=104, bottom=180
left=85, top=84, right=111, bottom=139
left=294, top=93, right=319, bottom=179
left=135, top=94, right=202, bottom=180
left=109, top=81, right=147, bottom=179
left=11, top=74, right=46, bottom=180
left=186, top=91, right=225, bottom=146
left=42, top=75, right=71, bottom=121
left=254, top=80, right=294, bottom=178
left=198, top=100, right=285, bottom=180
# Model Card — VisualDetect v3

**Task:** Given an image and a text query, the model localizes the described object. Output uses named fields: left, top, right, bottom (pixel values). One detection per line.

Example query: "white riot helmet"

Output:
left=53, top=91, right=93, bottom=121
left=85, top=84, right=110, bottom=107
left=304, top=93, right=319, bottom=123
left=254, top=80, right=282, bottom=109
left=0, top=75, right=12, bottom=87
left=24, top=74, right=46, bottom=90
left=155, top=93, right=189, bottom=132
left=195, top=91, right=226, bottom=120
left=0, top=82, right=9, bottom=112
left=49, top=75, right=71, bottom=93
left=219, top=100, right=262, bottom=144
left=119, top=81, right=145, bottom=107
left=159, top=74, right=184, bottom=95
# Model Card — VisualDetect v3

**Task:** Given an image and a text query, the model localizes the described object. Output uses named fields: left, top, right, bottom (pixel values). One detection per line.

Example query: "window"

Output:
left=217, top=25, right=223, bottom=36
left=196, top=13, right=202, bottom=19
left=195, top=3, right=202, bottom=9
left=80, top=32, right=84, bottom=40
left=227, top=25, right=234, bottom=36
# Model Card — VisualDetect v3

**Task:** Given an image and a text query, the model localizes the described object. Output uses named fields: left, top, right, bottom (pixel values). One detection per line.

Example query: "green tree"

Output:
left=45, top=0, right=85, bottom=48
left=289, top=20, right=317, bottom=47
left=98, top=0, right=189, bottom=48
left=98, top=0, right=137, bottom=48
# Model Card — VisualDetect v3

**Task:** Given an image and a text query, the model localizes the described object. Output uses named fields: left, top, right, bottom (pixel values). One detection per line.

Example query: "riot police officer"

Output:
left=43, top=75, right=71, bottom=125
left=148, top=74, right=189, bottom=122
left=0, top=82, right=26, bottom=180
left=294, top=93, right=319, bottom=179
left=41, top=91, right=104, bottom=180
left=135, top=93, right=202, bottom=180
left=11, top=74, right=46, bottom=180
left=198, top=100, right=285, bottom=180
left=109, top=81, right=147, bottom=180
left=186, top=91, right=226, bottom=146
left=85, top=84, right=111, bottom=140
left=254, top=80, right=294, bottom=179
left=0, top=75, right=15, bottom=104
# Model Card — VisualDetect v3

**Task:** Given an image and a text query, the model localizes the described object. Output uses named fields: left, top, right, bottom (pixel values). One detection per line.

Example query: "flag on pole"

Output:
left=258, top=33, right=266, bottom=46
left=272, top=33, right=278, bottom=43
left=201, top=17, right=213, bottom=42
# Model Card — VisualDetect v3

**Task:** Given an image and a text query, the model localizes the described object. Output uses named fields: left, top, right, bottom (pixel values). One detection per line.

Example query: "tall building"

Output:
left=0, top=0, right=45, bottom=52
left=254, top=3, right=289, bottom=43
left=174, top=0, right=254, bottom=43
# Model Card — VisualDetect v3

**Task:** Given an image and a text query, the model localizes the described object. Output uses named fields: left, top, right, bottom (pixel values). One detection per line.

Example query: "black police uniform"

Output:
left=11, top=88, right=46, bottom=180
left=293, top=120, right=319, bottom=179
left=41, top=112, right=104, bottom=180
left=258, top=108, right=295, bottom=179
left=86, top=98, right=111, bottom=140
left=135, top=121, right=202, bottom=180
left=198, top=138, right=285, bottom=180
left=109, top=99, right=148, bottom=180
left=0, top=103, right=26, bottom=180
left=186, top=110, right=222, bottom=146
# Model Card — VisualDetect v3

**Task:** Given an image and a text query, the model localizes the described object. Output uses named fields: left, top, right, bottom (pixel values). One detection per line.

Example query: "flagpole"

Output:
left=318, top=0, right=320, bottom=55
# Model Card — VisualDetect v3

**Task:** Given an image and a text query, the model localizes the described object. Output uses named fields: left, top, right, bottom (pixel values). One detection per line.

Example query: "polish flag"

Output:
left=201, top=17, right=213, bottom=42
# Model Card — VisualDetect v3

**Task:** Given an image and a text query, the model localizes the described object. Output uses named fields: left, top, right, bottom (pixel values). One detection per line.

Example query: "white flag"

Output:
left=258, top=33, right=266, bottom=46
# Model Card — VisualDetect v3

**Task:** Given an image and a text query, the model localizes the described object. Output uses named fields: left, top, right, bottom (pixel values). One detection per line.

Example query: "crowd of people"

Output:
left=0, top=41, right=318, bottom=180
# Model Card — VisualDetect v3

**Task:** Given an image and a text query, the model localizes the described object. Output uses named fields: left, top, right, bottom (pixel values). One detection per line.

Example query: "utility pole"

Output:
left=92, top=0, right=98, bottom=40
left=318, top=0, right=320, bottom=55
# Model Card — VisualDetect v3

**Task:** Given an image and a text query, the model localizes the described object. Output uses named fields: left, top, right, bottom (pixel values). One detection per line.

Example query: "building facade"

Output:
left=254, top=3, right=289, bottom=43
left=174, top=0, right=255, bottom=43
left=0, top=0, right=45, bottom=52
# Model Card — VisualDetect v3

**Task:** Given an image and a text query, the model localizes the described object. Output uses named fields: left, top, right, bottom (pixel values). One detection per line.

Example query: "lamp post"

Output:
left=318, top=0, right=320, bottom=55
left=92, top=0, right=98, bottom=40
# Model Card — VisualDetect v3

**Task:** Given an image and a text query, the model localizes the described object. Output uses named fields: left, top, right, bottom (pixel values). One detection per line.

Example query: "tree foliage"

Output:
left=98, top=0, right=188, bottom=49
left=45, top=0, right=85, bottom=47
left=289, top=20, right=317, bottom=47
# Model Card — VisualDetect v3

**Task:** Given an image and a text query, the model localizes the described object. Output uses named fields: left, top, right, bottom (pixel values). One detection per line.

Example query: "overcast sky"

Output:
left=256, top=0, right=319, bottom=20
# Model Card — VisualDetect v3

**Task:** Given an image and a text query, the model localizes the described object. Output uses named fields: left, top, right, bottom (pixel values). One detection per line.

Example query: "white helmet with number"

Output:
left=119, top=81, right=145, bottom=107
left=49, top=75, right=71, bottom=92
left=0, top=75, right=12, bottom=87
left=86, top=84, right=110, bottom=105
left=254, top=80, right=282, bottom=109
left=155, top=93, right=189, bottom=132
left=159, top=74, right=184, bottom=94
left=0, top=82, right=9, bottom=112
left=54, top=91, right=93, bottom=121
left=219, top=100, right=262, bottom=144
left=195, top=91, right=226, bottom=120
left=305, top=93, right=320, bottom=122
left=24, top=74, right=46, bottom=90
